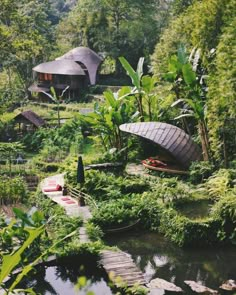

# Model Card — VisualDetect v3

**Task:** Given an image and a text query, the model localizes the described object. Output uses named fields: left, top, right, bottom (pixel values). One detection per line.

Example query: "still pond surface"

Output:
left=28, top=232, right=236, bottom=294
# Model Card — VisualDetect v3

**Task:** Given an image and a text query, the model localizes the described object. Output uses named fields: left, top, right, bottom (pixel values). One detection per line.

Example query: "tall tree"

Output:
left=0, top=0, right=55, bottom=103
left=56, top=0, right=170, bottom=69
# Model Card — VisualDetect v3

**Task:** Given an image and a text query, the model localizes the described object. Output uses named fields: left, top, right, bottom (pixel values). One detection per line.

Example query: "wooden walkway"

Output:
left=100, top=250, right=146, bottom=287
left=41, top=174, right=91, bottom=243
left=41, top=174, right=147, bottom=288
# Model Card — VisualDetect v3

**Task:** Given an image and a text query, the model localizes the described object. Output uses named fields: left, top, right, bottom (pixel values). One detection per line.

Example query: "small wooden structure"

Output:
left=100, top=250, right=146, bottom=287
left=14, top=110, right=46, bottom=132
left=120, top=122, right=202, bottom=170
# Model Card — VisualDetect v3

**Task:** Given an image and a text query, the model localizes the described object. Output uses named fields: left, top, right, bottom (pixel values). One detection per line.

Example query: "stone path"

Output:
left=41, top=174, right=91, bottom=243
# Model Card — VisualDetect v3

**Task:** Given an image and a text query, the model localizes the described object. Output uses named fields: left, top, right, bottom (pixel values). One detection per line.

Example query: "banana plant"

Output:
left=119, top=57, right=158, bottom=121
left=42, top=86, right=69, bottom=128
left=165, top=45, right=211, bottom=161
left=84, top=87, right=139, bottom=151
left=119, top=57, right=146, bottom=121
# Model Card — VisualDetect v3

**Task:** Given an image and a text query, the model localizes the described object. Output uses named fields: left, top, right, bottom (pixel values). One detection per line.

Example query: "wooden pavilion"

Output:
left=14, top=110, right=46, bottom=133
left=120, top=122, right=202, bottom=173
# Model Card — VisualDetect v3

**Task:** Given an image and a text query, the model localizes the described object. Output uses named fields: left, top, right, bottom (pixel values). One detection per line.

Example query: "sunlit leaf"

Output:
left=119, top=57, right=140, bottom=89
left=0, top=226, right=45, bottom=284
left=182, top=64, right=196, bottom=85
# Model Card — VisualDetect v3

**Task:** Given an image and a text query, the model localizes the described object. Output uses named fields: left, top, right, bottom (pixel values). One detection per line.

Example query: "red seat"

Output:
left=43, top=184, right=62, bottom=192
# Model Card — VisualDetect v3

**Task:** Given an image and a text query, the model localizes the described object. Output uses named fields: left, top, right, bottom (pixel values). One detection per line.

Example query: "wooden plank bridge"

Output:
left=100, top=250, right=146, bottom=287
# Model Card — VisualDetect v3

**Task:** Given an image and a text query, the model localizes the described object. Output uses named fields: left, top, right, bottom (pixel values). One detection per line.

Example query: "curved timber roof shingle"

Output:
left=33, top=60, right=86, bottom=75
left=119, top=122, right=202, bottom=168
left=56, top=47, right=103, bottom=85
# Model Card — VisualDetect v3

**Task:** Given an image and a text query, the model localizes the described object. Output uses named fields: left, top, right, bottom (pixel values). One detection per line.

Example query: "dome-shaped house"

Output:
left=56, top=47, right=103, bottom=85
left=29, top=47, right=103, bottom=101
left=29, top=60, right=86, bottom=100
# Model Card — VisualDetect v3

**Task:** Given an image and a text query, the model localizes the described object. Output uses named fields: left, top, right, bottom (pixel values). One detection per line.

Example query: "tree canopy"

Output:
left=56, top=0, right=169, bottom=68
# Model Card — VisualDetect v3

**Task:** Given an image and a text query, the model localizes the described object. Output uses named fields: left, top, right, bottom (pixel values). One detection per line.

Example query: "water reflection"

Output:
left=105, top=232, right=236, bottom=293
left=13, top=232, right=236, bottom=295
left=22, top=259, right=113, bottom=295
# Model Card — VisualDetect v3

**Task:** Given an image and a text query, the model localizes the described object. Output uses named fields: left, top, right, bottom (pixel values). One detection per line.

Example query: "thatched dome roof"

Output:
left=120, top=122, right=202, bottom=168
left=57, top=47, right=102, bottom=62
left=33, top=60, right=85, bottom=75
left=56, top=47, right=103, bottom=85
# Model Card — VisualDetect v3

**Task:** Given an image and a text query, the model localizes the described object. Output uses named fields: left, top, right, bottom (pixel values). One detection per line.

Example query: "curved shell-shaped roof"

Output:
left=33, top=60, right=85, bottom=75
left=120, top=122, right=202, bottom=168
left=56, top=47, right=103, bottom=85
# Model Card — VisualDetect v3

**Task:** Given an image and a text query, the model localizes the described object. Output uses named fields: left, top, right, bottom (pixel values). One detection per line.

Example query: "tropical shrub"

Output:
left=189, top=161, right=215, bottom=184
left=86, top=222, right=104, bottom=242
left=159, top=208, right=220, bottom=246
left=0, top=207, right=78, bottom=294
left=151, top=177, right=191, bottom=203
left=0, top=176, right=28, bottom=205
left=211, top=194, right=236, bottom=243
left=34, top=160, right=60, bottom=173
left=91, top=196, right=140, bottom=229
left=0, top=209, right=46, bottom=293
left=205, top=169, right=236, bottom=199
left=81, top=170, right=150, bottom=201
left=135, top=193, right=164, bottom=231
left=83, top=87, right=139, bottom=151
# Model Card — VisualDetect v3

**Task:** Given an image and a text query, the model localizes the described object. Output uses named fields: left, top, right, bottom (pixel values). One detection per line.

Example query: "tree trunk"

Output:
left=137, top=95, right=144, bottom=122
left=198, top=121, right=210, bottom=161
left=57, top=103, right=61, bottom=128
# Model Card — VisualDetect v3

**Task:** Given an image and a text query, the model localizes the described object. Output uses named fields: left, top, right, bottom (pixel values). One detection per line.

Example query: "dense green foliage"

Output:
left=74, top=169, right=236, bottom=246
left=1, top=0, right=235, bottom=292
left=0, top=176, right=27, bottom=205
left=0, top=0, right=55, bottom=109
left=151, top=0, right=236, bottom=164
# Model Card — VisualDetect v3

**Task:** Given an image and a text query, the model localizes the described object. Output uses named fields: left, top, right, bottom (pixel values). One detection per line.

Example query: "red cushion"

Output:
left=43, top=184, right=62, bottom=192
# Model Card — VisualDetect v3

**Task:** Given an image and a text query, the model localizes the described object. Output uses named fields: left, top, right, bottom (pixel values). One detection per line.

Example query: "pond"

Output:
left=105, top=232, right=236, bottom=294
left=15, top=232, right=236, bottom=294
left=174, top=199, right=213, bottom=219
left=11, top=257, right=113, bottom=295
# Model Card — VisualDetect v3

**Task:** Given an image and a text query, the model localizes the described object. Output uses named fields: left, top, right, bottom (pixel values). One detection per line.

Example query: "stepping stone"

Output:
left=148, top=278, right=183, bottom=292
left=61, top=197, right=70, bottom=201
left=184, top=280, right=218, bottom=294
left=220, top=280, right=236, bottom=291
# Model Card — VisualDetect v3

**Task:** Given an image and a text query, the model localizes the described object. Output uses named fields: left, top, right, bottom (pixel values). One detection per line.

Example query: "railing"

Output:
left=67, top=185, right=98, bottom=209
